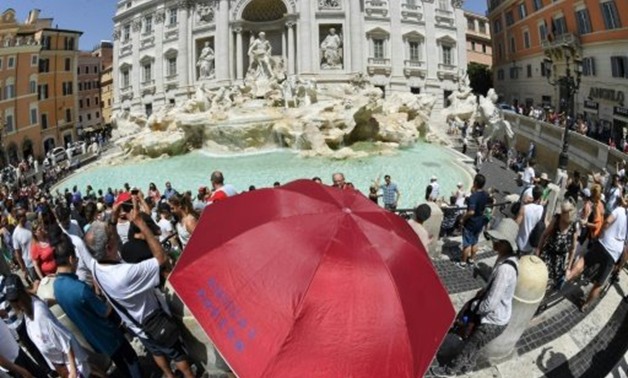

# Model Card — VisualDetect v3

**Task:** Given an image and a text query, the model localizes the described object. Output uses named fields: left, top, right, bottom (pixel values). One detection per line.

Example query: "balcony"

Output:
left=367, top=57, right=392, bottom=75
left=140, top=35, right=155, bottom=50
left=141, top=80, right=156, bottom=96
left=403, top=60, right=427, bottom=77
left=541, top=33, right=581, bottom=60
left=401, top=3, right=423, bottom=22
left=119, top=86, right=134, bottom=101
left=437, top=63, right=458, bottom=80
left=119, top=44, right=133, bottom=57
left=365, top=0, right=389, bottom=18
left=164, top=28, right=179, bottom=41
left=435, top=8, right=455, bottom=28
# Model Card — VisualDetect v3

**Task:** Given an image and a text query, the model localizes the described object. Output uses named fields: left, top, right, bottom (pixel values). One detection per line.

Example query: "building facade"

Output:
left=0, top=8, right=82, bottom=165
left=112, top=0, right=467, bottom=117
left=488, top=0, right=628, bottom=140
left=101, top=64, right=114, bottom=125
left=78, top=52, right=103, bottom=133
left=464, top=11, right=492, bottom=67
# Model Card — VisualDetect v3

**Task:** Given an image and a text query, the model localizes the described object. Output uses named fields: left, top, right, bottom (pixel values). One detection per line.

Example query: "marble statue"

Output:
left=197, top=3, right=215, bottom=24
left=442, top=69, right=477, bottom=123
left=319, top=0, right=341, bottom=8
left=478, top=89, right=515, bottom=142
left=320, top=28, right=343, bottom=69
left=197, top=41, right=215, bottom=79
left=247, top=32, right=274, bottom=81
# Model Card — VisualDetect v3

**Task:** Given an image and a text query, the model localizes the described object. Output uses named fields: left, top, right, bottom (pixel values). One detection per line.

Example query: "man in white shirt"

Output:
left=11, top=211, right=36, bottom=283
left=521, top=159, right=536, bottom=187
left=85, top=201, right=195, bottom=378
left=567, top=194, right=628, bottom=311
left=515, top=186, right=544, bottom=254
left=0, top=317, right=49, bottom=377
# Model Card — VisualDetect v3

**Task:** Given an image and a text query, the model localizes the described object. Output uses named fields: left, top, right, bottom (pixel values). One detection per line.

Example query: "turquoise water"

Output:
left=54, top=144, right=472, bottom=209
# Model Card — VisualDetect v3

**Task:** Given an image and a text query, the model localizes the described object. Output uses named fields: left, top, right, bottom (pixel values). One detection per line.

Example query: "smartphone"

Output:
left=131, top=189, right=139, bottom=195
left=121, top=201, right=133, bottom=212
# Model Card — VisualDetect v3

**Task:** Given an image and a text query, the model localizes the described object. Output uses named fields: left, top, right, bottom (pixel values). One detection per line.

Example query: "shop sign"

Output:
left=584, top=100, right=598, bottom=110
left=590, top=87, right=625, bottom=104
left=614, top=106, right=628, bottom=118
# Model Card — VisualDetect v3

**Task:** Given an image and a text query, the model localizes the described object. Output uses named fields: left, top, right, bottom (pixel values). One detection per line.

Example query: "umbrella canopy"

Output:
left=169, top=180, right=454, bottom=378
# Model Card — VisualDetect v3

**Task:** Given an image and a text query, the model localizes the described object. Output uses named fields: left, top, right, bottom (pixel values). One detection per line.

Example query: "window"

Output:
left=519, top=3, right=527, bottom=19
left=95, top=96, right=99, bottom=105
left=468, top=19, right=475, bottom=31
left=479, top=21, right=486, bottom=34
left=553, top=16, right=568, bottom=35
left=144, top=15, right=153, bottom=34
left=409, top=41, right=420, bottom=61
left=96, top=111, right=100, bottom=119
left=62, top=81, right=73, bottom=96
left=8, top=56, right=15, bottom=69
left=576, top=9, right=592, bottom=34
left=79, top=115, right=83, bottom=123
left=41, top=113, right=48, bottom=130
left=87, top=82, right=91, bottom=90
left=482, top=44, right=487, bottom=53
left=442, top=45, right=452, bottom=65
left=94, top=65, right=99, bottom=74
left=167, top=57, right=177, bottom=76
left=38, top=84, right=49, bottom=100
left=30, top=107, right=37, bottom=125
left=471, top=41, right=476, bottom=51
left=509, top=36, right=516, bottom=53
left=38, top=58, right=50, bottom=73
left=498, top=42, right=503, bottom=59
left=143, top=64, right=152, bottom=83
left=438, top=0, right=449, bottom=11
left=510, top=66, right=519, bottom=79
left=494, top=19, right=502, bottom=33
left=65, top=109, right=72, bottom=123
left=29, top=80, right=37, bottom=94
left=582, top=57, right=596, bottom=76
left=541, top=61, right=548, bottom=77
left=533, top=0, right=543, bottom=11
left=31, top=55, right=37, bottom=66
left=523, top=31, right=530, bottom=48
left=122, top=70, right=130, bottom=88
left=87, top=113, right=91, bottom=121
left=123, top=24, right=131, bottom=41
left=4, top=82, right=15, bottom=99
left=5, top=113, right=14, bottom=133
left=0, top=57, right=3, bottom=70
left=78, top=82, right=83, bottom=91
left=64, top=37, right=75, bottom=51
left=505, top=11, right=514, bottom=26
left=601, top=1, right=621, bottom=30
left=169, top=7, right=178, bottom=25
left=611, top=56, right=628, bottom=78
left=41, top=36, right=51, bottom=50
left=527, top=64, right=532, bottom=77
left=65, top=58, right=71, bottom=71
left=79, top=99, right=83, bottom=108
left=87, top=98, right=90, bottom=107
left=539, top=21, right=547, bottom=41
left=497, top=69, right=505, bottom=80
left=373, top=39, right=385, bottom=59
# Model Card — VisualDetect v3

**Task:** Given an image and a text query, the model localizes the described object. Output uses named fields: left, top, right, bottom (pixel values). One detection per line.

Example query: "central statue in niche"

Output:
left=245, top=32, right=286, bottom=97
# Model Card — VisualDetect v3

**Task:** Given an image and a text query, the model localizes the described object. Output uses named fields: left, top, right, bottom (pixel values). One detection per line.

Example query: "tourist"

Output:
left=458, top=174, right=489, bottom=268
left=273, top=181, right=281, bottom=188
left=381, top=175, right=400, bottom=211
left=567, top=193, right=628, bottom=312
left=515, top=186, right=544, bottom=255
left=521, top=159, right=536, bottom=187
left=368, top=186, right=381, bottom=204
left=332, top=172, right=346, bottom=189
left=565, top=170, right=582, bottom=203
left=163, top=181, right=178, bottom=200
left=0, top=319, right=49, bottom=378
left=207, top=171, right=232, bottom=204
left=606, top=174, right=623, bottom=212
left=425, top=176, right=440, bottom=202
left=83, top=201, right=100, bottom=233
left=86, top=215, right=195, bottom=378
left=312, top=177, right=323, bottom=184
left=409, top=204, right=432, bottom=248
left=535, top=200, right=580, bottom=289
left=148, top=182, right=161, bottom=204
left=582, top=184, right=605, bottom=245
left=454, top=182, right=466, bottom=210
left=157, top=206, right=176, bottom=243
left=169, top=194, right=198, bottom=250
left=5, top=274, right=97, bottom=378
left=55, top=205, right=84, bottom=238
left=194, top=187, right=208, bottom=212
left=53, top=234, right=143, bottom=377
left=432, top=218, right=519, bottom=377
left=29, top=220, right=56, bottom=279
left=121, top=211, right=163, bottom=264
left=617, top=160, right=626, bottom=179
left=11, top=209, right=36, bottom=284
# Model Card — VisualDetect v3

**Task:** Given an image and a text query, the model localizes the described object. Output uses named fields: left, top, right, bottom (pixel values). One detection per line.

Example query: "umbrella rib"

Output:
left=258, top=217, right=345, bottom=378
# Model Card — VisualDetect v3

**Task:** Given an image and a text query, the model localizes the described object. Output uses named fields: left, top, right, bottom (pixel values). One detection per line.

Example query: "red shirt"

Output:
left=31, top=242, right=57, bottom=277
left=207, top=189, right=228, bottom=204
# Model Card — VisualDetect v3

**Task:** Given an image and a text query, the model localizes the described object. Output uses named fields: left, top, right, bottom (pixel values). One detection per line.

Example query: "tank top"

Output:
left=176, top=222, right=191, bottom=250
left=516, top=203, right=544, bottom=252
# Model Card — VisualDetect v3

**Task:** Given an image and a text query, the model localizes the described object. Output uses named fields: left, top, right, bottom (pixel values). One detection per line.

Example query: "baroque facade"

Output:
left=464, top=11, right=491, bottom=67
left=112, top=0, right=467, bottom=116
left=489, top=0, right=628, bottom=142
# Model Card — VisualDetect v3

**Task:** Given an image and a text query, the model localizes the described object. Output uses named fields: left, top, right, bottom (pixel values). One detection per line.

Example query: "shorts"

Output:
left=462, top=228, right=480, bottom=248
left=138, top=336, right=188, bottom=362
left=583, top=242, right=616, bottom=285
left=384, top=203, right=397, bottom=211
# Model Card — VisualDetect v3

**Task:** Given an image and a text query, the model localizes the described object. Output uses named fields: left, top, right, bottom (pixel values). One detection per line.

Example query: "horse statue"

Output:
left=477, top=89, right=514, bottom=142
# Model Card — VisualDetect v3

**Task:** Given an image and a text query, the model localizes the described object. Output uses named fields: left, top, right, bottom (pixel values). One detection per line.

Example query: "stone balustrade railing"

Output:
left=505, top=112, right=627, bottom=174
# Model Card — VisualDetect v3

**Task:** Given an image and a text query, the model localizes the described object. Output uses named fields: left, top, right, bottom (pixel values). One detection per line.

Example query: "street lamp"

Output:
left=543, top=46, right=583, bottom=171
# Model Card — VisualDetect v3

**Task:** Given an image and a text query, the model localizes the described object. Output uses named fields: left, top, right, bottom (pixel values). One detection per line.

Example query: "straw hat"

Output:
left=485, top=218, right=519, bottom=252
left=539, top=172, right=549, bottom=182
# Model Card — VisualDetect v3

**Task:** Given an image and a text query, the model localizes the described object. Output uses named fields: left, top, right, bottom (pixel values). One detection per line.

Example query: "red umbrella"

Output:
left=169, top=180, right=454, bottom=378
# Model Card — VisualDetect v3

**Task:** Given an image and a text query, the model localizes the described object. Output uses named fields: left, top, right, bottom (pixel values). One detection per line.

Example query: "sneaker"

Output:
left=467, top=259, right=476, bottom=266
left=456, top=261, right=467, bottom=269
left=430, top=366, right=456, bottom=377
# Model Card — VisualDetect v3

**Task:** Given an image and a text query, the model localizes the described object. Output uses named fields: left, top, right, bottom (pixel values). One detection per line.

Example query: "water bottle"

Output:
left=462, top=315, right=469, bottom=325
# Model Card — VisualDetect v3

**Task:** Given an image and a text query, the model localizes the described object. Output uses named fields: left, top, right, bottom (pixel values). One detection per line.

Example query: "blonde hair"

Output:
left=560, top=200, right=576, bottom=222
left=590, top=184, right=602, bottom=202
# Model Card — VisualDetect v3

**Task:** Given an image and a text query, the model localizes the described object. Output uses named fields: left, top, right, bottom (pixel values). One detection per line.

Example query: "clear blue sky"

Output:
left=2, top=0, right=487, bottom=51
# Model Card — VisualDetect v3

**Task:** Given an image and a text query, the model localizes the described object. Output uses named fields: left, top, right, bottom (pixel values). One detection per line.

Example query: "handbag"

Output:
left=93, top=263, right=181, bottom=347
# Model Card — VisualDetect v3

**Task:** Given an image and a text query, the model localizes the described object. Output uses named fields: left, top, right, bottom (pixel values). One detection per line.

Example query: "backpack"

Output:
left=528, top=217, right=546, bottom=249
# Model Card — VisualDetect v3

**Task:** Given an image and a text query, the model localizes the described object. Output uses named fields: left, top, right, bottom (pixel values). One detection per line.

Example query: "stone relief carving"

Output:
left=319, top=0, right=341, bottom=9
left=451, top=0, right=464, bottom=8
left=320, top=28, right=343, bottom=69
left=132, top=19, right=142, bottom=32
left=113, top=28, right=121, bottom=40
left=197, top=3, right=215, bottom=24
left=155, top=11, right=165, bottom=23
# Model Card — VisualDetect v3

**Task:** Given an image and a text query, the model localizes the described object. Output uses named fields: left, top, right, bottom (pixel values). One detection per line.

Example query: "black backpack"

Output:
left=528, top=217, right=546, bottom=249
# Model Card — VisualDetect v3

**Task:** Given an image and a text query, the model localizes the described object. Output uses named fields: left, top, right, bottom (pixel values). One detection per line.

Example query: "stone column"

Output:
left=235, top=28, right=243, bottom=80
left=287, top=21, right=296, bottom=75
left=349, top=0, right=363, bottom=72
left=282, top=29, right=287, bottom=62
left=480, top=255, right=548, bottom=364
left=389, top=0, right=403, bottom=78
left=215, top=0, right=230, bottom=81
left=297, top=2, right=312, bottom=73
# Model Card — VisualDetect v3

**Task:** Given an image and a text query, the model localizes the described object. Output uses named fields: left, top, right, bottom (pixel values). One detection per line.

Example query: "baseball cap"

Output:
left=4, top=274, right=25, bottom=302
left=114, top=192, right=132, bottom=207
